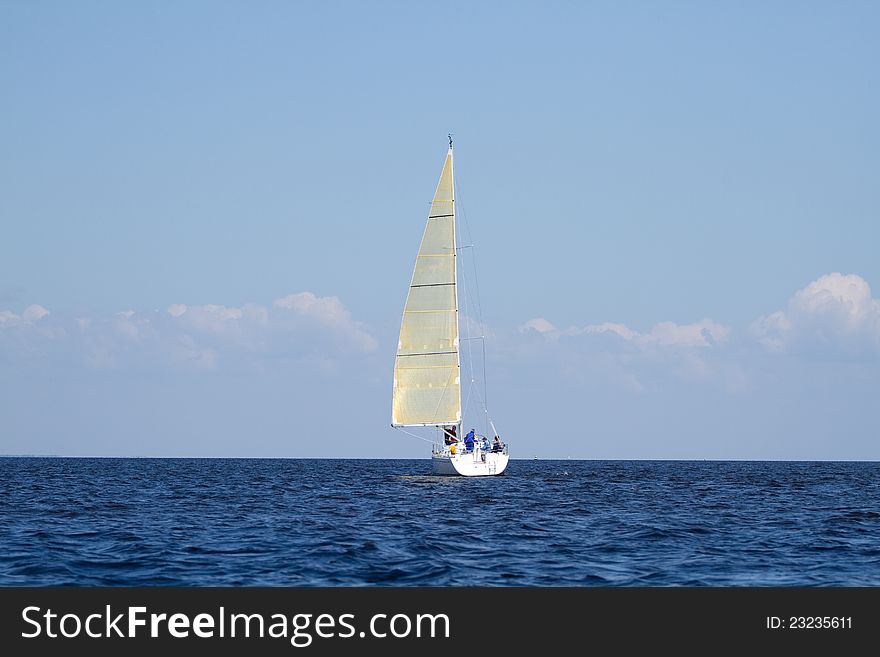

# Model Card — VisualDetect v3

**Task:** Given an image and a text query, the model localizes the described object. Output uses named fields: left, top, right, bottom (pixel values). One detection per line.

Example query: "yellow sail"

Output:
left=391, top=148, right=461, bottom=426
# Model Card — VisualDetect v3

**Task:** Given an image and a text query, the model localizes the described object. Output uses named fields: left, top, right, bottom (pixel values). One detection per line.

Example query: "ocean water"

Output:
left=1, top=458, right=878, bottom=586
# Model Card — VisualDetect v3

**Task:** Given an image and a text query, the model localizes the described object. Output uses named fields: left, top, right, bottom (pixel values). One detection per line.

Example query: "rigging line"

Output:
left=456, top=181, right=489, bottom=440
left=455, top=171, right=491, bottom=438
left=467, top=247, right=485, bottom=331
left=471, top=247, right=489, bottom=426
left=456, top=150, right=493, bottom=439
left=394, top=426, right=436, bottom=444
left=457, top=296, right=491, bottom=427
left=459, top=234, right=474, bottom=423
left=461, top=238, right=479, bottom=427
left=464, top=365, right=491, bottom=435
left=454, top=174, right=485, bottom=331
left=464, top=242, right=487, bottom=426
left=464, top=297, right=489, bottom=437
left=459, top=250, right=490, bottom=435
left=454, top=177, right=488, bottom=354
left=482, top=333, right=488, bottom=430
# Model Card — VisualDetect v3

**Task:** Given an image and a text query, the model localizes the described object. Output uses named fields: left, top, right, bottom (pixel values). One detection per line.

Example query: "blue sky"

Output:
left=2, top=1, right=878, bottom=458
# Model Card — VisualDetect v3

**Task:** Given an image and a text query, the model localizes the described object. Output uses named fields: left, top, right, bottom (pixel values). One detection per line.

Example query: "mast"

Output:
left=445, top=134, right=460, bottom=438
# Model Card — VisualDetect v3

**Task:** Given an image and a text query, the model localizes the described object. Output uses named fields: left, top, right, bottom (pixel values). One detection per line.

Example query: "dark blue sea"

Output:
left=1, top=458, right=878, bottom=586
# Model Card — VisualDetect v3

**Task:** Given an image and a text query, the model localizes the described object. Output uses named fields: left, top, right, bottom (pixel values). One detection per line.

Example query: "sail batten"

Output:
left=392, top=150, right=460, bottom=427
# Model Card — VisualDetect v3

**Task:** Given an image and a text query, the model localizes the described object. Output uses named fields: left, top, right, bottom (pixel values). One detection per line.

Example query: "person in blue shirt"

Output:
left=481, top=436, right=491, bottom=452
left=464, top=429, right=475, bottom=452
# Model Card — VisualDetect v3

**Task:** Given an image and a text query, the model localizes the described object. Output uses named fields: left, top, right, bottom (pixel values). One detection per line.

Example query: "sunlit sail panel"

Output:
left=392, top=151, right=460, bottom=426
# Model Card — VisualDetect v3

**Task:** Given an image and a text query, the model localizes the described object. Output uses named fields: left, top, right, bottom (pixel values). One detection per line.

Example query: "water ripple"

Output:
left=1, top=458, right=878, bottom=586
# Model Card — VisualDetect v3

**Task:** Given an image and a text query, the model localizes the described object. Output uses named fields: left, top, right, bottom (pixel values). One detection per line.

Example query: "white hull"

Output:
left=431, top=446, right=509, bottom=477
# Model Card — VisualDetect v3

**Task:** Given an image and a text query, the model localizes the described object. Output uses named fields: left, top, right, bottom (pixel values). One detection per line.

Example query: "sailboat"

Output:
left=391, top=137, right=509, bottom=476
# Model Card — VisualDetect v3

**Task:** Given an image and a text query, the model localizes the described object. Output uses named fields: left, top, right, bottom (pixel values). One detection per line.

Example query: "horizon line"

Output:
left=2, top=455, right=878, bottom=463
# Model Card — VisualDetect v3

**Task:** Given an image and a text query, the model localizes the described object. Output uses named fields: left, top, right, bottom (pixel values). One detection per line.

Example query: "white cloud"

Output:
left=751, top=273, right=880, bottom=355
left=113, top=310, right=152, bottom=342
left=274, top=292, right=377, bottom=352
left=0, top=304, right=50, bottom=327
left=636, top=319, right=729, bottom=347
left=579, top=322, right=639, bottom=341
left=521, top=316, right=729, bottom=348
left=22, top=304, right=50, bottom=322
left=274, top=292, right=346, bottom=322
left=520, top=317, right=558, bottom=335
left=514, top=314, right=733, bottom=394
left=172, top=303, right=246, bottom=336
left=0, top=310, right=19, bottom=327
left=0, top=291, right=378, bottom=370
left=154, top=292, right=378, bottom=358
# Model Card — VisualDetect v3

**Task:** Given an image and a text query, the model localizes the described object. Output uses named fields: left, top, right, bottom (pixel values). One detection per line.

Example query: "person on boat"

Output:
left=463, top=429, right=475, bottom=452
left=481, top=436, right=491, bottom=452
left=443, top=425, right=458, bottom=445
left=492, top=435, right=504, bottom=452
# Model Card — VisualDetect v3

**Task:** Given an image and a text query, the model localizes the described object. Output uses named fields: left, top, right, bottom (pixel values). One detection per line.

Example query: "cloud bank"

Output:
left=521, top=317, right=729, bottom=348
left=512, top=273, right=880, bottom=395
left=2, top=273, right=877, bottom=376
left=520, top=272, right=879, bottom=359
left=0, top=292, right=377, bottom=370
left=2, top=273, right=878, bottom=459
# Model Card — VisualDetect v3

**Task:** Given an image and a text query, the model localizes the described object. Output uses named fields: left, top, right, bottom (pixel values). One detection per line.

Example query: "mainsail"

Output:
left=391, top=148, right=461, bottom=427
